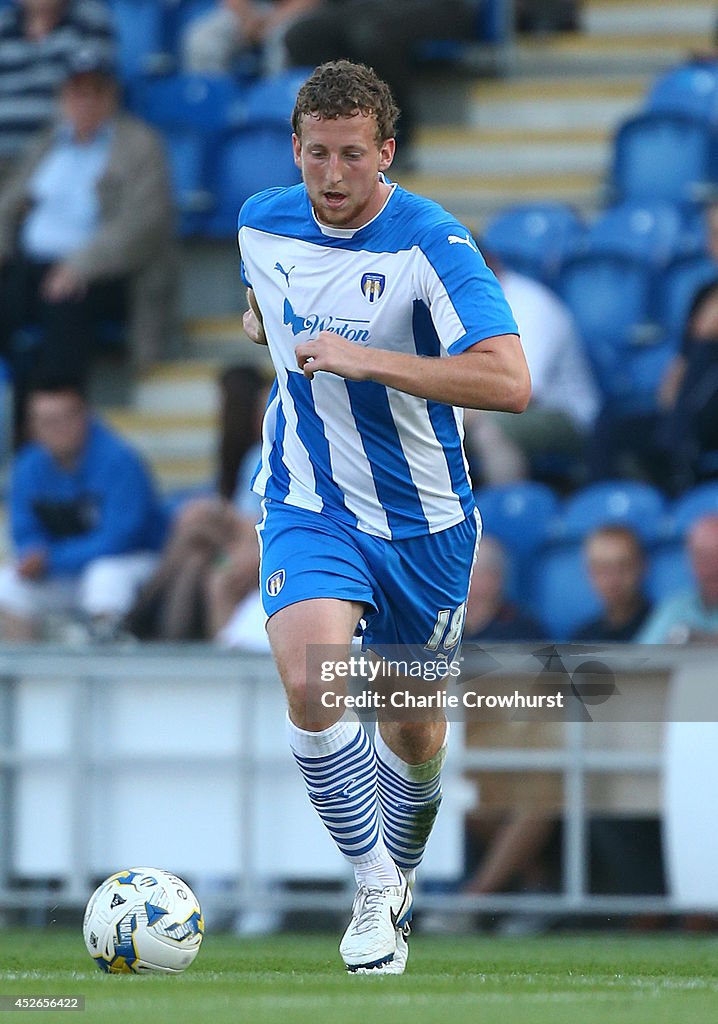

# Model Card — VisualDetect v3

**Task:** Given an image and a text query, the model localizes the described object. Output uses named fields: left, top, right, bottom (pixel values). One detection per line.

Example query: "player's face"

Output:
left=293, top=113, right=395, bottom=229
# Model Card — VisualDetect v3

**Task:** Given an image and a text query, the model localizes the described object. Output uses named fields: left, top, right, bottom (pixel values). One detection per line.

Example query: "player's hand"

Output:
left=243, top=288, right=268, bottom=346
left=41, top=263, right=87, bottom=302
left=17, top=549, right=48, bottom=580
left=295, top=331, right=370, bottom=381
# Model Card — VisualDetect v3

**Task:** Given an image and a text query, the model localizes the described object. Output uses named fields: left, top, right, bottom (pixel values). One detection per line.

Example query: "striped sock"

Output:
left=287, top=715, right=401, bottom=888
left=375, top=725, right=449, bottom=874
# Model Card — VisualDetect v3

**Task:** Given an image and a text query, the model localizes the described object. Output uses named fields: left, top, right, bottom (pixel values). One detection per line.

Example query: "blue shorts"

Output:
left=257, top=499, right=480, bottom=658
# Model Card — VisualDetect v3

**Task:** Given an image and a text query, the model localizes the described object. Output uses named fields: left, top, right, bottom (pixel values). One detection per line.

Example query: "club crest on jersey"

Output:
left=266, top=569, right=286, bottom=597
left=361, top=273, right=385, bottom=304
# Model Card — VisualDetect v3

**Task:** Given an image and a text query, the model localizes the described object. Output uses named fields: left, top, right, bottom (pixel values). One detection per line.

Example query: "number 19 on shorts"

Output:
left=425, top=602, right=466, bottom=651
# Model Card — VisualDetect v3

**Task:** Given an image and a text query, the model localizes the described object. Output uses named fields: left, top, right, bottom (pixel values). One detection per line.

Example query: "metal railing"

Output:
left=0, top=644, right=700, bottom=920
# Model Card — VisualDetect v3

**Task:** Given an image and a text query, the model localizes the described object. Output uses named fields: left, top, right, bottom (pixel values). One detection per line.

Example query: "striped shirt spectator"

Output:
left=0, top=0, right=114, bottom=164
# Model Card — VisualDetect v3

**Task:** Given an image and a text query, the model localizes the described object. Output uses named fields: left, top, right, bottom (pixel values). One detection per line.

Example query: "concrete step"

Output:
left=394, top=168, right=603, bottom=222
left=105, top=409, right=217, bottom=464
left=416, top=128, right=609, bottom=178
left=103, top=403, right=217, bottom=490
left=150, top=456, right=214, bottom=492
left=467, top=76, right=645, bottom=131
left=134, top=360, right=221, bottom=415
left=181, top=315, right=277, bottom=366
left=513, top=30, right=708, bottom=75
left=584, top=1, right=714, bottom=38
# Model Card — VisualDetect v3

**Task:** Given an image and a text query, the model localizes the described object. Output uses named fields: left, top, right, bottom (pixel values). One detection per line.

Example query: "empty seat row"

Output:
left=123, top=71, right=307, bottom=236
left=483, top=200, right=717, bottom=413
left=483, top=200, right=709, bottom=284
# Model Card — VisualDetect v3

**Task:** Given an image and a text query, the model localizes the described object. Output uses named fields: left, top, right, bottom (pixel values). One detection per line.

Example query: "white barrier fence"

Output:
left=0, top=645, right=714, bottom=920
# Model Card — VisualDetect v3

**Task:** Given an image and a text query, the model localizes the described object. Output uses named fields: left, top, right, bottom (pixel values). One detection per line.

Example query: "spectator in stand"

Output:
left=572, top=525, right=652, bottom=642
left=463, top=535, right=544, bottom=643
left=591, top=203, right=718, bottom=492
left=0, top=373, right=167, bottom=641
left=570, top=527, right=663, bottom=908
left=125, top=365, right=271, bottom=643
left=183, top=0, right=319, bottom=76
left=0, top=46, right=176, bottom=442
left=282, top=1, right=476, bottom=159
left=657, top=204, right=718, bottom=490
left=465, top=249, right=600, bottom=486
left=0, top=0, right=114, bottom=181
left=638, top=514, right=718, bottom=644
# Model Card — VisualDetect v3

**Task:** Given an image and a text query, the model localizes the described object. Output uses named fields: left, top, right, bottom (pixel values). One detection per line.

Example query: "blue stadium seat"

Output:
left=646, top=62, right=718, bottom=120
left=612, top=111, right=718, bottom=204
left=237, top=69, right=313, bottom=129
left=475, top=482, right=560, bottom=557
left=559, top=252, right=666, bottom=409
left=161, top=128, right=213, bottom=234
left=109, top=0, right=170, bottom=80
left=529, top=544, right=601, bottom=641
left=659, top=254, right=717, bottom=338
left=670, top=481, right=718, bottom=535
left=204, top=126, right=301, bottom=237
left=481, top=202, right=585, bottom=283
left=555, top=481, right=668, bottom=546
left=128, top=73, right=244, bottom=132
left=476, top=482, right=560, bottom=602
left=646, top=543, right=693, bottom=602
left=585, top=201, right=687, bottom=266
left=160, top=0, right=216, bottom=56
left=679, top=202, right=711, bottom=253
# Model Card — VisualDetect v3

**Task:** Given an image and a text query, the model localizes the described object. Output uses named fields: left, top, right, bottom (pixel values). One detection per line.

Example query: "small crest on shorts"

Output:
left=361, top=273, right=385, bottom=303
left=266, top=569, right=286, bottom=597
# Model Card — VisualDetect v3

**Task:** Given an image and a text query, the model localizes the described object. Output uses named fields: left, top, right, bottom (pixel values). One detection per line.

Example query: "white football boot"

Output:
left=340, top=878, right=413, bottom=973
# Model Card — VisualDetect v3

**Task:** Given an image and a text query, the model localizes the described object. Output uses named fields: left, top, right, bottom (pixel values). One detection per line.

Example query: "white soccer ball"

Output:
left=83, top=867, right=204, bottom=974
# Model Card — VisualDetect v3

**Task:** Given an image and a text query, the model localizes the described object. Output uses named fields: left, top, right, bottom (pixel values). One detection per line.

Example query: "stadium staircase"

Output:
left=93, top=0, right=718, bottom=497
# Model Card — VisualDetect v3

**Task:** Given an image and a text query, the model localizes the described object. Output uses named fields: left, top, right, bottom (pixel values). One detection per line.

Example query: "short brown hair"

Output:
left=585, top=524, right=645, bottom=560
left=291, top=60, right=399, bottom=146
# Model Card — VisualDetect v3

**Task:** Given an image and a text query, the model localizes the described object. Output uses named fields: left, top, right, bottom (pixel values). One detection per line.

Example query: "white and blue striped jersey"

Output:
left=238, top=180, right=518, bottom=540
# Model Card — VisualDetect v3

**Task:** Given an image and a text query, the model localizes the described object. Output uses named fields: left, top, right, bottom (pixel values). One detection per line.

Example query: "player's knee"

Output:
left=281, top=667, right=343, bottom=728
left=282, top=671, right=314, bottom=711
left=385, top=720, right=446, bottom=766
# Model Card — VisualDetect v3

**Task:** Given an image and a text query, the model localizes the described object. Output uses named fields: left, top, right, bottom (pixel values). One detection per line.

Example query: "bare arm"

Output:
left=294, top=330, right=531, bottom=413
left=243, top=288, right=267, bottom=345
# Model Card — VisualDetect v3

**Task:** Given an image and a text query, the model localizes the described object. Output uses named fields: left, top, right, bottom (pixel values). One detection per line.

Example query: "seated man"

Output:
left=0, top=373, right=167, bottom=640
left=638, top=514, right=718, bottom=644
left=590, top=202, right=718, bottom=491
left=0, top=0, right=115, bottom=178
left=0, top=46, right=176, bottom=439
left=572, top=525, right=652, bottom=642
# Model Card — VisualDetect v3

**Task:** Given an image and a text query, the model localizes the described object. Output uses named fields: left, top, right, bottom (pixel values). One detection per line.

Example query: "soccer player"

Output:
left=238, top=60, right=529, bottom=974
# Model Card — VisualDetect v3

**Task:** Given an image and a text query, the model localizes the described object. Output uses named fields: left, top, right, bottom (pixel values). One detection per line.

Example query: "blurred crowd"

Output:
left=0, top=0, right=716, bottom=649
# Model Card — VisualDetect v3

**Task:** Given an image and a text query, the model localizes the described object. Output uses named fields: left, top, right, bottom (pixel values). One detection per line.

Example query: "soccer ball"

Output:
left=83, top=867, right=204, bottom=974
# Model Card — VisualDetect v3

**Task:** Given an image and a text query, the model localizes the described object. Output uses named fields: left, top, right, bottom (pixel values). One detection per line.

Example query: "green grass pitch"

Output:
left=1, top=929, right=718, bottom=1024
